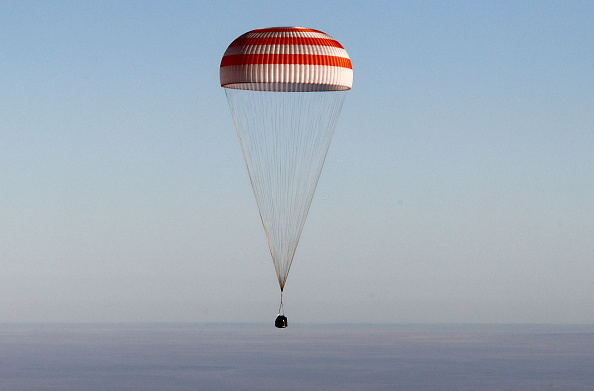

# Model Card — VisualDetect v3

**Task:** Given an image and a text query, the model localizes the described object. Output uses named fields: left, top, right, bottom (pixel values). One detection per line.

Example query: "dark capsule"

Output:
left=275, top=315, right=288, bottom=328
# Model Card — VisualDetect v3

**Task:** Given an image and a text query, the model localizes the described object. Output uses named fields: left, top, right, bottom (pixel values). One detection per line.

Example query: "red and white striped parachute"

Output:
left=220, top=27, right=352, bottom=92
left=221, top=27, right=352, bottom=326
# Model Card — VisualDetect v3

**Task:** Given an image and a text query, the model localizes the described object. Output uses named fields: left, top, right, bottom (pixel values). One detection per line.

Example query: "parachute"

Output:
left=220, top=27, right=352, bottom=327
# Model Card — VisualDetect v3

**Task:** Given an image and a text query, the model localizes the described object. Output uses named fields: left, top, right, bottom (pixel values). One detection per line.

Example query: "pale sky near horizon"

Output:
left=1, top=1, right=593, bottom=324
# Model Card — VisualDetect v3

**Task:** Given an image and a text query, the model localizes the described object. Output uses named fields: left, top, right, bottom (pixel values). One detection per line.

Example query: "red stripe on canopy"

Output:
left=220, top=54, right=352, bottom=69
left=228, top=36, right=345, bottom=49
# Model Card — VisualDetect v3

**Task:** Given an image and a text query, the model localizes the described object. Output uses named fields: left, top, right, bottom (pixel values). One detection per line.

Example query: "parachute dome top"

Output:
left=220, top=27, right=353, bottom=92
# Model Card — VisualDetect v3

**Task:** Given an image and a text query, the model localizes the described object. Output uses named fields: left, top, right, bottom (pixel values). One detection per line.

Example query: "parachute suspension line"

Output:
left=225, top=89, right=348, bottom=291
left=278, top=291, right=284, bottom=316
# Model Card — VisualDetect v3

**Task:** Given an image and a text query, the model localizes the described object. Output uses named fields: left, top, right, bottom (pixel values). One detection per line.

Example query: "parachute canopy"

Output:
left=220, top=27, right=353, bottom=92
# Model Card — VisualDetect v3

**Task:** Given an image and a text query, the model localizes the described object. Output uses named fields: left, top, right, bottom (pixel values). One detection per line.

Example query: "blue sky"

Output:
left=1, top=1, right=593, bottom=323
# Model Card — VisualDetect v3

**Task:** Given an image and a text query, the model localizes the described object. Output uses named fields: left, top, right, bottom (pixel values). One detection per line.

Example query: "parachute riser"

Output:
left=278, top=290, right=284, bottom=316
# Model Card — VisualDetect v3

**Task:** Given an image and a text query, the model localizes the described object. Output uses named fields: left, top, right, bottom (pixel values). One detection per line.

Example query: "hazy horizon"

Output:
left=2, top=323, right=593, bottom=390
